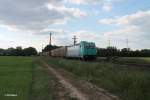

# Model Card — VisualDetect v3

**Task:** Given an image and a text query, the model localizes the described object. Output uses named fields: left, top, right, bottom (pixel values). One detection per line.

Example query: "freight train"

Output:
left=51, top=41, right=97, bottom=60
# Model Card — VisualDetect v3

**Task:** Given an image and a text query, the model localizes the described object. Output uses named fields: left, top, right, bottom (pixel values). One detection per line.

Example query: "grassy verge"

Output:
left=29, top=58, right=53, bottom=100
left=44, top=57, right=150, bottom=100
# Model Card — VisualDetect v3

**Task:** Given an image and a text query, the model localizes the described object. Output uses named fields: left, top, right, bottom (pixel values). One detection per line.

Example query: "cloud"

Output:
left=0, top=0, right=86, bottom=33
left=98, top=10, right=150, bottom=49
left=98, top=10, right=150, bottom=26
left=98, top=10, right=150, bottom=33
left=65, top=0, right=100, bottom=5
left=102, top=3, right=113, bottom=11
left=75, top=30, right=99, bottom=40
left=46, top=3, right=86, bottom=18
left=35, top=28, right=66, bottom=35
left=65, top=0, right=120, bottom=11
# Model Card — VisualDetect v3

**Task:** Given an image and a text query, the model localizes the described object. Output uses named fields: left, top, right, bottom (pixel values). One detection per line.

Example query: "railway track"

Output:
left=114, top=62, right=150, bottom=70
left=77, top=58, right=150, bottom=70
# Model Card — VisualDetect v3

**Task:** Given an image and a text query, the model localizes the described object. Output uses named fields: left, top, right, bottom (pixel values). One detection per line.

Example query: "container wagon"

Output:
left=51, top=46, right=67, bottom=57
left=41, top=51, right=50, bottom=56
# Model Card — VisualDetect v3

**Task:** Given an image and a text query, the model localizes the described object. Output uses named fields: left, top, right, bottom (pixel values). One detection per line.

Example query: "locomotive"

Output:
left=51, top=41, right=97, bottom=59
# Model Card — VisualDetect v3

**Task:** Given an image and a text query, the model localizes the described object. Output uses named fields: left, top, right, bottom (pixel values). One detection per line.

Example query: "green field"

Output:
left=0, top=57, right=33, bottom=100
left=0, top=57, right=53, bottom=100
left=44, top=57, right=150, bottom=100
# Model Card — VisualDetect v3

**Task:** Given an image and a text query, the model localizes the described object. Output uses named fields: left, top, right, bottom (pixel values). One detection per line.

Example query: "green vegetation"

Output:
left=143, top=58, right=150, bottom=63
left=97, top=47, right=150, bottom=57
left=0, top=57, right=53, bottom=100
left=0, top=47, right=37, bottom=56
left=113, top=57, right=150, bottom=65
left=0, top=57, right=33, bottom=100
left=30, top=59, right=53, bottom=100
left=1, top=56, right=150, bottom=100
left=44, top=57, right=150, bottom=100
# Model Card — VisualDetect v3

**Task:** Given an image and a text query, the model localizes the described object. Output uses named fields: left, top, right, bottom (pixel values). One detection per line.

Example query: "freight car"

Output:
left=51, top=46, right=67, bottom=57
left=40, top=51, right=50, bottom=56
left=51, top=41, right=97, bottom=59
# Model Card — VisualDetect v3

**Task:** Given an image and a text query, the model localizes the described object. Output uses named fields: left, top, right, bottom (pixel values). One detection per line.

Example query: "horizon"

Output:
left=0, top=0, right=150, bottom=52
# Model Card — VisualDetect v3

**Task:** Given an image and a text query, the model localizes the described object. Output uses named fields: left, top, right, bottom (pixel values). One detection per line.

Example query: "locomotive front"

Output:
left=80, top=41, right=97, bottom=59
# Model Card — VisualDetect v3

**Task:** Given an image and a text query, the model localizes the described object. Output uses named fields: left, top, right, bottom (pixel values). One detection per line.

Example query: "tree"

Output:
left=43, top=44, right=59, bottom=52
left=0, top=48, right=5, bottom=56
left=106, top=46, right=119, bottom=56
left=120, top=48, right=131, bottom=57
left=141, top=49, right=150, bottom=57
left=23, top=47, right=37, bottom=56
left=97, top=48, right=107, bottom=57
left=6, top=47, right=16, bottom=56
left=15, top=46, right=23, bottom=56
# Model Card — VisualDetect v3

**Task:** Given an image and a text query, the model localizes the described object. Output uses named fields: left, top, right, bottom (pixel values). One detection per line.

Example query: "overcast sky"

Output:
left=0, top=0, right=149, bottom=51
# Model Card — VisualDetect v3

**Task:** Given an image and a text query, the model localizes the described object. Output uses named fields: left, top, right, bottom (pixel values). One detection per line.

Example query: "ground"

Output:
left=0, top=56, right=150, bottom=100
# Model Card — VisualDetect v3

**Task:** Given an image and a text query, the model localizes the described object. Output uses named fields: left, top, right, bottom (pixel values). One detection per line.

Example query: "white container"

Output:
left=66, top=44, right=81, bottom=58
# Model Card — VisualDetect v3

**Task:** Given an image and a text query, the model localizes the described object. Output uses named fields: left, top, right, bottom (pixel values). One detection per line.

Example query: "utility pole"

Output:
left=49, top=33, right=52, bottom=45
left=42, top=44, right=43, bottom=52
left=108, top=37, right=111, bottom=47
left=72, top=35, right=77, bottom=45
left=126, top=39, right=129, bottom=50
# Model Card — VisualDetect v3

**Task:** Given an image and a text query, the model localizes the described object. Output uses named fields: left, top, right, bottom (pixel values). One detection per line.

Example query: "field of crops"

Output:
left=0, top=57, right=34, bottom=100
left=44, top=57, right=150, bottom=100
left=0, top=57, right=54, bottom=100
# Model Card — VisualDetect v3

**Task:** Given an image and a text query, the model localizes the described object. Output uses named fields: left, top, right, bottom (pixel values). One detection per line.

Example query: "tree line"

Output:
left=1, top=45, right=149, bottom=57
left=42, top=44, right=59, bottom=52
left=0, top=46, right=37, bottom=56
left=97, top=47, right=150, bottom=57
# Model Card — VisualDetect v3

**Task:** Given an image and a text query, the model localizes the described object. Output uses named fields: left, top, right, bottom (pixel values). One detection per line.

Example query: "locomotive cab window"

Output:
left=85, top=43, right=95, bottom=49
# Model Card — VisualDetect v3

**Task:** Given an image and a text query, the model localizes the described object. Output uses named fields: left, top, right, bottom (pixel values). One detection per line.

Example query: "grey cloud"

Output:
left=65, top=0, right=120, bottom=11
left=35, top=29, right=66, bottom=35
left=0, top=0, right=85, bottom=33
left=65, top=0, right=99, bottom=4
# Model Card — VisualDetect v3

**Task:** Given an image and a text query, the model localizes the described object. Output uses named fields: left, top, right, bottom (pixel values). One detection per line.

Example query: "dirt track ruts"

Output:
left=42, top=61, right=120, bottom=100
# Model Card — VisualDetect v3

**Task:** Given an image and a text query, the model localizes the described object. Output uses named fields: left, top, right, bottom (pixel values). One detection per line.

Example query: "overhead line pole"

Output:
left=42, top=44, right=43, bottom=52
left=49, top=33, right=52, bottom=45
left=126, top=39, right=129, bottom=48
left=72, top=35, right=77, bottom=45
left=108, top=37, right=111, bottom=47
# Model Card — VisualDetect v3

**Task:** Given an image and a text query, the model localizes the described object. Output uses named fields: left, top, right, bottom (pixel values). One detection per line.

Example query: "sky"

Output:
left=0, top=0, right=150, bottom=51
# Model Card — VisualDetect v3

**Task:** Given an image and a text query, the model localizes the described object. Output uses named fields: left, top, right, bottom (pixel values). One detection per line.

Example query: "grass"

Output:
left=30, top=58, right=53, bottom=100
left=109, top=57, right=150, bottom=65
left=44, top=57, right=150, bottom=100
left=0, top=56, right=54, bottom=100
left=143, top=58, right=150, bottom=63
left=0, top=56, right=33, bottom=100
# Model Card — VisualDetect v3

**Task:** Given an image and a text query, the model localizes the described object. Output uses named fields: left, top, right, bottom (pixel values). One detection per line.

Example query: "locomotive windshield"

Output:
left=85, top=43, right=95, bottom=49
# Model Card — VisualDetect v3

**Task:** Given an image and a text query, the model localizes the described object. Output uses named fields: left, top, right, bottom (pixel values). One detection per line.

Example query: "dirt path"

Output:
left=42, top=61, right=120, bottom=100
